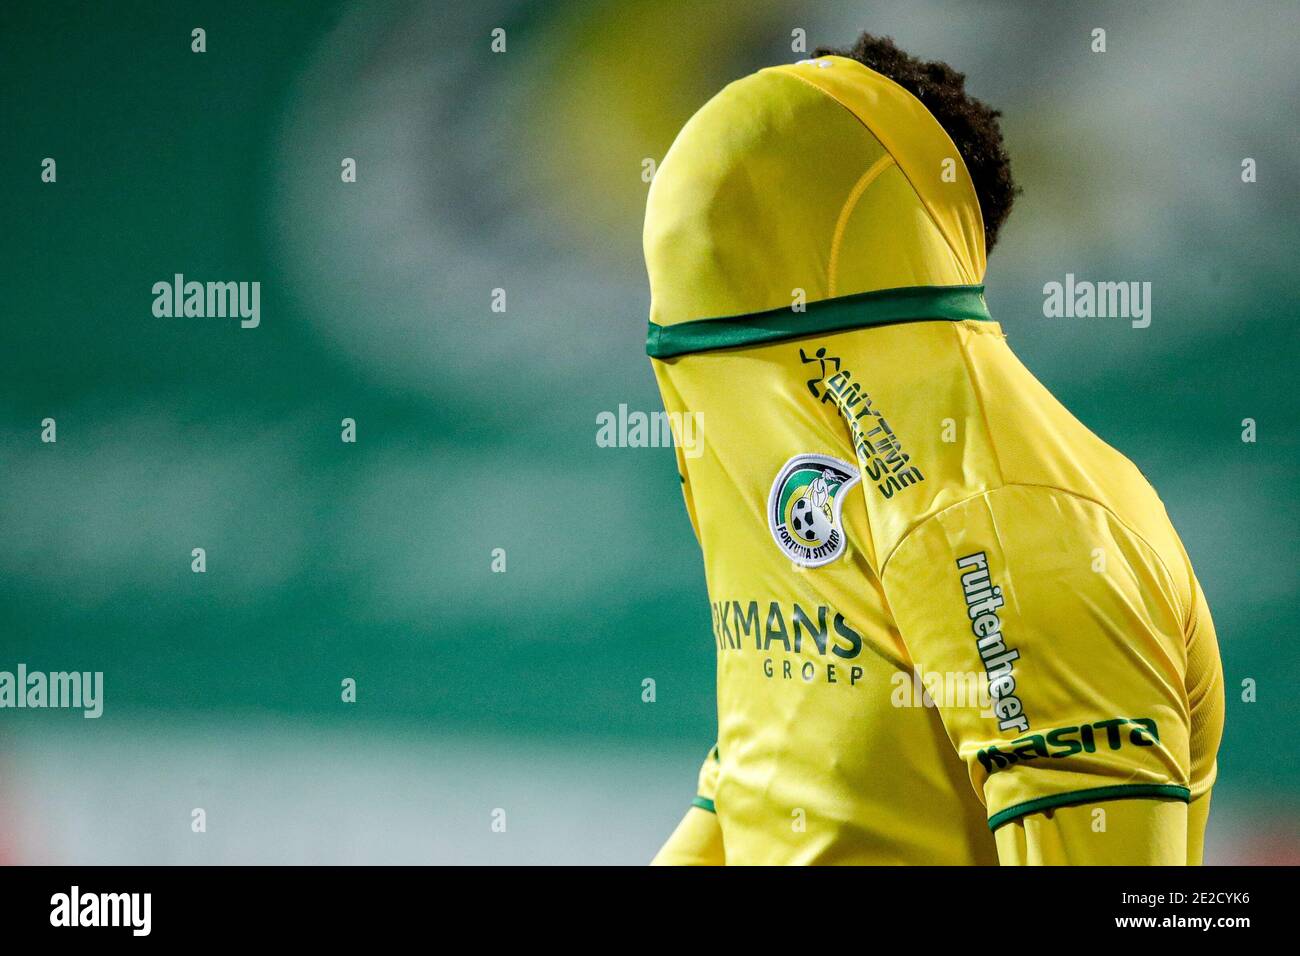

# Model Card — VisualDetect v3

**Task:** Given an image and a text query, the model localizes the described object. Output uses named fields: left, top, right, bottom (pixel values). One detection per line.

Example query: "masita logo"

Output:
left=50, top=885, right=151, bottom=936
left=977, top=717, right=1161, bottom=775
left=767, top=453, right=860, bottom=567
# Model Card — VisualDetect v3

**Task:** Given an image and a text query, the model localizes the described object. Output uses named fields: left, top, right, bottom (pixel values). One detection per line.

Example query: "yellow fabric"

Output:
left=994, top=797, right=1201, bottom=866
left=651, top=746, right=725, bottom=866
left=645, top=57, right=1224, bottom=864
left=644, top=56, right=984, bottom=329
left=651, top=806, right=725, bottom=866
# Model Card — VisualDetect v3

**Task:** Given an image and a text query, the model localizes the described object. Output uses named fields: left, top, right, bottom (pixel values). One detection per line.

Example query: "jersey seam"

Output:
left=828, top=154, right=895, bottom=297
left=938, top=318, right=1186, bottom=623
left=951, top=320, right=1007, bottom=488
left=880, top=480, right=1190, bottom=611
left=776, top=69, right=974, bottom=284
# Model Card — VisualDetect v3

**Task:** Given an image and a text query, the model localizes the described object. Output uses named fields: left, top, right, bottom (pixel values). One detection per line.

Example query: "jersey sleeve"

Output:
left=993, top=798, right=1191, bottom=864
left=651, top=745, right=724, bottom=866
left=880, top=484, right=1198, bottom=847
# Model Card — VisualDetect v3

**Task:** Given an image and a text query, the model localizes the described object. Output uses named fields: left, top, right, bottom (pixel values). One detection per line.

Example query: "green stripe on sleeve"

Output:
left=691, top=796, right=716, bottom=814
left=987, top=783, right=1191, bottom=831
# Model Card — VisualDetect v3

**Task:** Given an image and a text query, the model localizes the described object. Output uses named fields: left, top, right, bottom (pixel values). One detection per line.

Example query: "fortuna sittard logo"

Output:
left=767, top=453, right=861, bottom=568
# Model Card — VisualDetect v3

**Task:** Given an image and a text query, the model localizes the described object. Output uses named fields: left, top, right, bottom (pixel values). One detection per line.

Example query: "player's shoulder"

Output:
left=937, top=324, right=1193, bottom=603
left=884, top=481, right=1193, bottom=638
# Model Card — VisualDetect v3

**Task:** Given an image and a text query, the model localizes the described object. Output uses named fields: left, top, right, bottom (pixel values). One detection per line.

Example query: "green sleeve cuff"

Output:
left=987, top=783, right=1190, bottom=831
left=691, top=796, right=716, bottom=814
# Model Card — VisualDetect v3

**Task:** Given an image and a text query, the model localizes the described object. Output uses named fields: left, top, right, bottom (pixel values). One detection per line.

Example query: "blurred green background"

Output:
left=1, top=0, right=1296, bottom=863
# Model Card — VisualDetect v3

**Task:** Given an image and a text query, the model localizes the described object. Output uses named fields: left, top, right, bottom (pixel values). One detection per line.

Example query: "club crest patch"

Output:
left=767, top=453, right=860, bottom=567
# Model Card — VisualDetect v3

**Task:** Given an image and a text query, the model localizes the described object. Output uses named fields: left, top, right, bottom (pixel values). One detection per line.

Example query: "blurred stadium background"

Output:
left=1, top=0, right=1296, bottom=864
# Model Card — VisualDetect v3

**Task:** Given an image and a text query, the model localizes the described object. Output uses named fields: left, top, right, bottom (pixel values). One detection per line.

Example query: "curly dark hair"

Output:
left=814, top=33, right=1018, bottom=253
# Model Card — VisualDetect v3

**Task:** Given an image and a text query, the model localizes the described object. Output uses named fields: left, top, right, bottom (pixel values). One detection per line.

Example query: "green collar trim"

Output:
left=646, top=284, right=990, bottom=359
left=987, top=783, right=1191, bottom=831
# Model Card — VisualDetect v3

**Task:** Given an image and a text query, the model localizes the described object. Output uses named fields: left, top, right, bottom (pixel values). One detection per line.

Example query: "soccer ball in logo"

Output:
left=789, top=491, right=832, bottom=544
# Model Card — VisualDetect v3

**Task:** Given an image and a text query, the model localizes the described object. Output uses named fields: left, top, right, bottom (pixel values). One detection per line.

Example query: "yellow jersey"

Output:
left=644, top=57, right=1224, bottom=865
